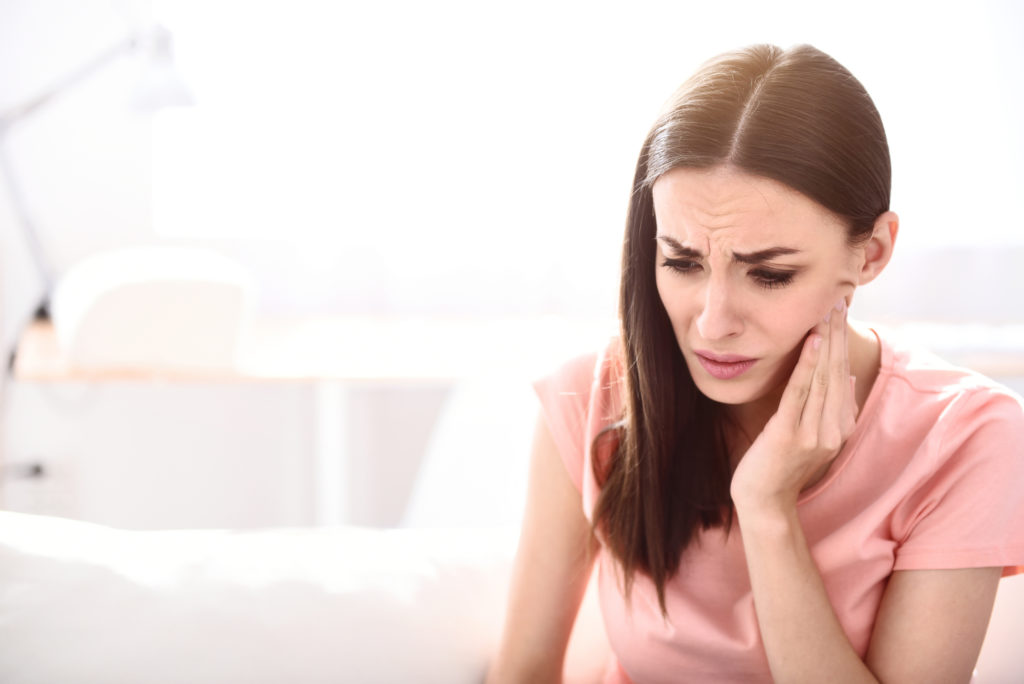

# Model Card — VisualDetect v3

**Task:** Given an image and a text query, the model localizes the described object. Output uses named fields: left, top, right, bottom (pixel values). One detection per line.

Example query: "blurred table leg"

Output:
left=313, top=381, right=350, bottom=526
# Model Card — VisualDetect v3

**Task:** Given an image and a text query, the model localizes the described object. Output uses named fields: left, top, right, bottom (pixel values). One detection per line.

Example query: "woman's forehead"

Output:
left=652, top=167, right=847, bottom=250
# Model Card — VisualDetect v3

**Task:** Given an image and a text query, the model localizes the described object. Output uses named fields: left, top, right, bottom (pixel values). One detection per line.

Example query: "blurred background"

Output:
left=1, top=0, right=1022, bottom=531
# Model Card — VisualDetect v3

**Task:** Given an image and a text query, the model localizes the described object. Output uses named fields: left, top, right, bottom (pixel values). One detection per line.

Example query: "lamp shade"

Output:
left=131, top=24, right=194, bottom=111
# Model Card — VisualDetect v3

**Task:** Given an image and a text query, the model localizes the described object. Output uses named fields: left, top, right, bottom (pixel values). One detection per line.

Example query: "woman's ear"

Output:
left=857, top=211, right=899, bottom=286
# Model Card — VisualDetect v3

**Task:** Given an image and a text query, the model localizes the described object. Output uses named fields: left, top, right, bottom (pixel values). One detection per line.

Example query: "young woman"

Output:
left=486, top=44, right=1024, bottom=683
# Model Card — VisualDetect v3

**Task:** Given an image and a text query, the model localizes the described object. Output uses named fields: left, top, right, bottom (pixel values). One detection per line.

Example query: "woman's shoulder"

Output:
left=862, top=327, right=1024, bottom=577
left=878, top=327, right=1021, bottom=396
left=872, top=326, right=1024, bottom=434
left=531, top=335, right=625, bottom=498
left=534, top=335, right=624, bottom=399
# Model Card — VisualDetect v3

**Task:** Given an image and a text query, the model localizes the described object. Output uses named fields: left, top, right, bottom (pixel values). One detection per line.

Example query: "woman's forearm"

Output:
left=736, top=502, right=878, bottom=684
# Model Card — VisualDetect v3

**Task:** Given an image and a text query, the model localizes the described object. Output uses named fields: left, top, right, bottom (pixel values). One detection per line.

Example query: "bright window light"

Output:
left=152, top=0, right=1024, bottom=315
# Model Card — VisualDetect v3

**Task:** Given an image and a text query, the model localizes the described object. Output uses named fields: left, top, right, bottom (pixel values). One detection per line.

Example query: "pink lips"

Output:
left=694, top=350, right=757, bottom=380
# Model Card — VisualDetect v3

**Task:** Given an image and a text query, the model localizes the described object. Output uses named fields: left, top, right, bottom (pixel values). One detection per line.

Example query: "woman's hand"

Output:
left=730, top=297, right=858, bottom=513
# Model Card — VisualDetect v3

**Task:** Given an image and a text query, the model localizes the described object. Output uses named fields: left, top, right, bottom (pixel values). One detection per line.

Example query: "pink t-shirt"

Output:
left=533, top=329, right=1024, bottom=684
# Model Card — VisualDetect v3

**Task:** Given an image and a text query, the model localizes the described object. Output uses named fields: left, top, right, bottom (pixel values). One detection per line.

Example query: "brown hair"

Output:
left=592, top=44, right=891, bottom=615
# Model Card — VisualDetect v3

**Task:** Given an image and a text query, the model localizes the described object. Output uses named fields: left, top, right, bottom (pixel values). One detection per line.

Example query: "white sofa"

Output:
left=0, top=512, right=519, bottom=684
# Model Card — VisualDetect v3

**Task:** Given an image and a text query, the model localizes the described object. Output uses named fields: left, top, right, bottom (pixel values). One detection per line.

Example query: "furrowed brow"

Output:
left=732, top=247, right=802, bottom=264
left=655, top=235, right=704, bottom=259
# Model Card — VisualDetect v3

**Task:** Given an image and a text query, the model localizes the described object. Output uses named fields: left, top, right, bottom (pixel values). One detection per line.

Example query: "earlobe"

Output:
left=858, top=211, right=899, bottom=286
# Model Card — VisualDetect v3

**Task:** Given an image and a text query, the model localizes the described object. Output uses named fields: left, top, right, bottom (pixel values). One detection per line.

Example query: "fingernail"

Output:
left=824, top=310, right=832, bottom=323
left=835, top=298, right=846, bottom=312
left=812, top=334, right=822, bottom=350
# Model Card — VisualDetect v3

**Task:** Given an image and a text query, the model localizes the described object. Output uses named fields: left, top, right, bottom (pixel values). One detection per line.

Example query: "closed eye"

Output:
left=661, top=258, right=702, bottom=275
left=750, top=268, right=796, bottom=290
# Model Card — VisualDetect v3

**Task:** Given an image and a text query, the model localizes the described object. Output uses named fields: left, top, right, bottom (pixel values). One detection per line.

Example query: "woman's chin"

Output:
left=692, top=376, right=769, bottom=405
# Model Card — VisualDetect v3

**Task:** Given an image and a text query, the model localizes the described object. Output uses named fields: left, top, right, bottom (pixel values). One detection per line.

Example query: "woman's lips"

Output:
left=694, top=350, right=757, bottom=380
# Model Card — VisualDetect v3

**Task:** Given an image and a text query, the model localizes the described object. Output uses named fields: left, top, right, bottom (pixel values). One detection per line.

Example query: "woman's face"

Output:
left=652, top=166, right=863, bottom=408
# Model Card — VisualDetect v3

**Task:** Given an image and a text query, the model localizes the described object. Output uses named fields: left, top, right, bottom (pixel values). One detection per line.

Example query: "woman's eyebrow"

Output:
left=732, top=247, right=802, bottom=264
left=655, top=235, right=703, bottom=259
left=656, top=236, right=801, bottom=264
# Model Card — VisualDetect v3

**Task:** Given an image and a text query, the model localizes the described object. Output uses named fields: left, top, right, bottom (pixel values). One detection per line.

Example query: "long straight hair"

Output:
left=591, top=44, right=891, bottom=615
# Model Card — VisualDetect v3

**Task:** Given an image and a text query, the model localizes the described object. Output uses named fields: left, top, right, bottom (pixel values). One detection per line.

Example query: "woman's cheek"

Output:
left=767, top=294, right=826, bottom=358
left=770, top=298, right=818, bottom=344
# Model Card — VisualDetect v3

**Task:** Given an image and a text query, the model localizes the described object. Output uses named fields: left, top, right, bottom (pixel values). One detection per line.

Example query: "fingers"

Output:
left=775, top=324, right=823, bottom=427
left=777, top=297, right=856, bottom=450
left=818, top=298, right=848, bottom=450
left=797, top=313, right=831, bottom=441
left=845, top=375, right=859, bottom=433
left=838, top=304, right=858, bottom=435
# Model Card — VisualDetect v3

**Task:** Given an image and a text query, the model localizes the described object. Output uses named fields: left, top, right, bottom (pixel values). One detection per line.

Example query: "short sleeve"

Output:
left=532, top=352, right=599, bottom=494
left=892, top=387, right=1024, bottom=577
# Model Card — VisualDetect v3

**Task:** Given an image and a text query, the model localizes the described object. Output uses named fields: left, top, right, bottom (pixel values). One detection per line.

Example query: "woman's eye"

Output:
left=750, top=268, right=796, bottom=290
left=662, top=259, right=702, bottom=275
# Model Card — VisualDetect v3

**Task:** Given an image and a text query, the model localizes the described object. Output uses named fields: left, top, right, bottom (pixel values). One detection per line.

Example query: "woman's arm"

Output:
left=485, top=411, right=600, bottom=684
left=736, top=499, right=1001, bottom=683
left=866, top=566, right=1001, bottom=681
left=732, top=301, right=1001, bottom=682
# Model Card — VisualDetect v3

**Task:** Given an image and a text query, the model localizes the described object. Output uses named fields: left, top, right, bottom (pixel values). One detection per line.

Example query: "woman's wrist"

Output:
left=732, top=490, right=799, bottom=531
left=731, top=476, right=799, bottom=516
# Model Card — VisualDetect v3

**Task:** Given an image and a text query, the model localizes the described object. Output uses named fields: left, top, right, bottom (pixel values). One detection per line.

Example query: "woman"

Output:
left=486, top=44, right=1024, bottom=683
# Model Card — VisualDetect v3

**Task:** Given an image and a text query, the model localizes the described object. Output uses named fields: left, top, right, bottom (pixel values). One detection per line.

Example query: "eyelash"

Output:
left=750, top=268, right=795, bottom=290
left=660, top=260, right=796, bottom=291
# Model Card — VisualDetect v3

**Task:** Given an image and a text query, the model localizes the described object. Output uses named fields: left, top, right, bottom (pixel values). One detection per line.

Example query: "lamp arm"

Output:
left=0, top=31, right=142, bottom=135
left=0, top=145, right=55, bottom=296
left=0, top=27, right=154, bottom=313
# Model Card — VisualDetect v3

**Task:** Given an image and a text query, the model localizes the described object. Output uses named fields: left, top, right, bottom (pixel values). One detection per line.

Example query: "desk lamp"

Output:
left=0, top=24, right=194, bottom=321
left=0, top=25, right=253, bottom=372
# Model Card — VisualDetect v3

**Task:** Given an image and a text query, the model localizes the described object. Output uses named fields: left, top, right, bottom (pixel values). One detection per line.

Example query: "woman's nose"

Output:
left=695, top=276, right=744, bottom=341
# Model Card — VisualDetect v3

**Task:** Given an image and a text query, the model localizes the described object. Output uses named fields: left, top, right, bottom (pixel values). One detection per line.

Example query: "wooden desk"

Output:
left=14, top=315, right=620, bottom=383
left=16, top=317, right=1024, bottom=384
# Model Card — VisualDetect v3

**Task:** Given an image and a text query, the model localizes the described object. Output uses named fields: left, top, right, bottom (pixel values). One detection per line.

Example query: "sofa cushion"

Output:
left=0, top=511, right=517, bottom=684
